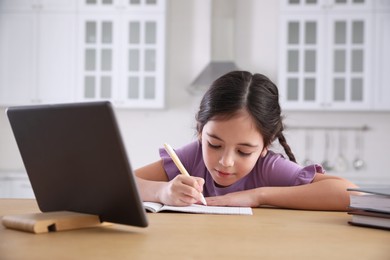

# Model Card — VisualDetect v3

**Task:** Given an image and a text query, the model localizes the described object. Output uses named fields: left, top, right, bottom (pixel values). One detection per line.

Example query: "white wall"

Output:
left=0, top=0, right=389, bottom=186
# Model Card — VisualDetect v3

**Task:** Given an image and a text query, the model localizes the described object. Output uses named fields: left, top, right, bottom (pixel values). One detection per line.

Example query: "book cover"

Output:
left=348, top=210, right=390, bottom=230
left=347, top=187, right=390, bottom=197
left=348, top=187, right=390, bottom=214
left=349, top=195, right=390, bottom=214
left=143, top=202, right=253, bottom=215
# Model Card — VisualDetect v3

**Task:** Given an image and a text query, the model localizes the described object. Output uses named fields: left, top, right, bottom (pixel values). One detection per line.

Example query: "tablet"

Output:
left=6, top=101, right=148, bottom=227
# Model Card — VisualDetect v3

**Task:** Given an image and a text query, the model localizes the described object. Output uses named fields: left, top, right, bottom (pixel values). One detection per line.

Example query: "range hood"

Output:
left=189, top=0, right=239, bottom=95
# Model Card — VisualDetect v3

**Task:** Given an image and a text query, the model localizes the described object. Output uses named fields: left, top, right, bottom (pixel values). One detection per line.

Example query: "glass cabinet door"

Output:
left=281, top=0, right=372, bottom=12
left=326, top=13, right=372, bottom=109
left=280, top=0, right=323, bottom=12
left=329, top=0, right=372, bottom=11
left=279, top=3, right=373, bottom=110
left=279, top=14, right=326, bottom=109
left=79, top=0, right=165, bottom=12
left=78, top=0, right=165, bottom=108
left=123, top=14, right=164, bottom=108
left=80, top=16, right=117, bottom=102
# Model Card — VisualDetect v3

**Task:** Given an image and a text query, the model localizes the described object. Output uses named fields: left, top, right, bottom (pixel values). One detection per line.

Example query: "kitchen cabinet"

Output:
left=77, top=0, right=166, bottom=108
left=280, top=0, right=373, bottom=12
left=0, top=0, right=76, bottom=106
left=0, top=0, right=166, bottom=109
left=372, top=2, right=390, bottom=110
left=78, top=0, right=165, bottom=12
left=0, top=0, right=76, bottom=12
left=0, top=172, right=34, bottom=198
left=278, top=0, right=377, bottom=111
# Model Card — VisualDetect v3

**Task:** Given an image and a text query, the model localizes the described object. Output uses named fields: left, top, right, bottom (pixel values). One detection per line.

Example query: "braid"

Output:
left=278, top=133, right=297, bottom=163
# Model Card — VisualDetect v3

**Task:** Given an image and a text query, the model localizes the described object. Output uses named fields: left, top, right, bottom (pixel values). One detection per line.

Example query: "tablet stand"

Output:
left=2, top=211, right=102, bottom=234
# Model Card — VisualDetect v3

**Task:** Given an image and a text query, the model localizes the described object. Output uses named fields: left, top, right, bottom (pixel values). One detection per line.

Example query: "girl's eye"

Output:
left=238, top=150, right=252, bottom=157
left=208, top=142, right=221, bottom=149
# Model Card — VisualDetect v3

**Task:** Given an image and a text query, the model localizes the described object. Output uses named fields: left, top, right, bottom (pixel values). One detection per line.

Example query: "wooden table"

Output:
left=0, top=199, right=389, bottom=259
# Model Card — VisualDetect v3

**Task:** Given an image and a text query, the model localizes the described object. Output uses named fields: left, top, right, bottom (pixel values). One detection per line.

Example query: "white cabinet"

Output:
left=324, top=13, right=373, bottom=110
left=0, top=13, right=35, bottom=105
left=77, top=0, right=166, bottom=108
left=78, top=0, right=166, bottom=12
left=0, top=1, right=76, bottom=106
left=0, top=0, right=76, bottom=11
left=280, top=0, right=373, bottom=12
left=278, top=0, right=377, bottom=111
left=0, top=172, right=34, bottom=198
left=37, top=13, right=76, bottom=104
left=372, top=3, right=390, bottom=110
left=0, top=0, right=166, bottom=109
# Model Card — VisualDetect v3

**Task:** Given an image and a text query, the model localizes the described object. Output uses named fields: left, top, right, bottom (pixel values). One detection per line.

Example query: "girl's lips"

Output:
left=216, top=170, right=233, bottom=177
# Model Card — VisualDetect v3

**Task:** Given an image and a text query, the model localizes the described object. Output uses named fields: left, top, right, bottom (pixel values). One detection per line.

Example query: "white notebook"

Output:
left=143, top=202, right=253, bottom=215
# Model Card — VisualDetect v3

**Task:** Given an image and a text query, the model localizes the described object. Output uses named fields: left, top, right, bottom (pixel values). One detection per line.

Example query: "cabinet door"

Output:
left=78, top=0, right=165, bottom=12
left=78, top=13, right=165, bottom=108
left=123, top=0, right=166, bottom=12
left=78, top=15, right=119, bottom=104
left=39, top=0, right=76, bottom=11
left=280, top=0, right=324, bottom=12
left=0, top=0, right=76, bottom=12
left=0, top=13, right=36, bottom=105
left=278, top=14, right=326, bottom=110
left=0, top=0, right=34, bottom=12
left=280, top=0, right=373, bottom=14
left=374, top=0, right=390, bottom=11
left=119, top=13, right=165, bottom=108
left=373, top=12, right=390, bottom=110
left=325, top=13, right=373, bottom=110
left=38, top=13, right=76, bottom=103
left=328, top=0, right=373, bottom=11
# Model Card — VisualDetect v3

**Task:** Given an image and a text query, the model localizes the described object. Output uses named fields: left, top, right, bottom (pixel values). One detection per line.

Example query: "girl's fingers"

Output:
left=172, top=175, right=205, bottom=203
left=194, top=177, right=205, bottom=192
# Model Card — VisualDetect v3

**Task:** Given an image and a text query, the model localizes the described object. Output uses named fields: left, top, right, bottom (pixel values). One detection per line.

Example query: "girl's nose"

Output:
left=219, top=151, right=234, bottom=167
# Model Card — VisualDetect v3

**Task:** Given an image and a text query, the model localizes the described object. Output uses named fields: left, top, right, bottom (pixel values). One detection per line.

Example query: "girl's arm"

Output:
left=206, top=173, right=358, bottom=211
left=135, top=160, right=205, bottom=206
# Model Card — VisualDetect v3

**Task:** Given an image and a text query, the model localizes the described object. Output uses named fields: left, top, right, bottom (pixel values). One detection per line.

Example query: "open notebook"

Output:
left=144, top=202, right=253, bottom=215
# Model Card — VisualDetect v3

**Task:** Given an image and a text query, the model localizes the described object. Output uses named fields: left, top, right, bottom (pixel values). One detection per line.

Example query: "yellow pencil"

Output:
left=163, top=143, right=207, bottom=206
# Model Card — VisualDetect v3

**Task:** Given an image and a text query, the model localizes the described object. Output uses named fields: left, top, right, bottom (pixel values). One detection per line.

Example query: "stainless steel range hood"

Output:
left=189, top=0, right=239, bottom=95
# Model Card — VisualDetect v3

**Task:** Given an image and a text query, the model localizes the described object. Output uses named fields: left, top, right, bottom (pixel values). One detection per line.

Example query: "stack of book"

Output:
left=347, top=187, right=390, bottom=230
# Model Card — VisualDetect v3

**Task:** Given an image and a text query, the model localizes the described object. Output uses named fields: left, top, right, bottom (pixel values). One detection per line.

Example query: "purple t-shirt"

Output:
left=159, top=140, right=324, bottom=197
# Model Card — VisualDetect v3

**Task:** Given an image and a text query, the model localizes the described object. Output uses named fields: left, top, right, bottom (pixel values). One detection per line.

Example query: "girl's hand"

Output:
left=159, top=175, right=205, bottom=206
left=206, top=189, right=261, bottom=208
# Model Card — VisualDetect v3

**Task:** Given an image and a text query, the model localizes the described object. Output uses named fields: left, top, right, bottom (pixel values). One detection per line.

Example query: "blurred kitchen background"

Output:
left=0, top=0, right=389, bottom=198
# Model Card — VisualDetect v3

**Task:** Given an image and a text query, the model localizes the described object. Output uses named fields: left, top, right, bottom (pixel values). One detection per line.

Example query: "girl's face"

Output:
left=201, top=109, right=266, bottom=187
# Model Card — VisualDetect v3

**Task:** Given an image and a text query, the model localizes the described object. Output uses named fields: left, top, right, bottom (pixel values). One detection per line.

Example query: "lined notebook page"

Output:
left=160, top=204, right=253, bottom=215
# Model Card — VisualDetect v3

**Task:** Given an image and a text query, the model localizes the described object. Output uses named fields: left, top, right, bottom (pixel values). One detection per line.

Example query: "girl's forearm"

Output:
left=257, top=178, right=358, bottom=211
left=136, top=177, right=167, bottom=202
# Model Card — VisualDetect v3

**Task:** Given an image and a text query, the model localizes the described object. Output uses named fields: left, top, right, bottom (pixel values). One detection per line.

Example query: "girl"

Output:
left=135, top=71, right=357, bottom=210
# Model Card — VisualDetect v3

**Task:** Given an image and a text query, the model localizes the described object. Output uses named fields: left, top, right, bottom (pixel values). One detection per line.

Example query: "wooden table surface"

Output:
left=1, top=199, right=389, bottom=260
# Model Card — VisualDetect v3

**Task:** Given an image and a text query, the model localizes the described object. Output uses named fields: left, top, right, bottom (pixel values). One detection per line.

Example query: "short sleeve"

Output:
left=259, top=151, right=324, bottom=187
left=293, top=164, right=325, bottom=185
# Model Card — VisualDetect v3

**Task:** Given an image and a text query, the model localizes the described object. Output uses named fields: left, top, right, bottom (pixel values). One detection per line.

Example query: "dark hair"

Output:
left=195, top=71, right=296, bottom=163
